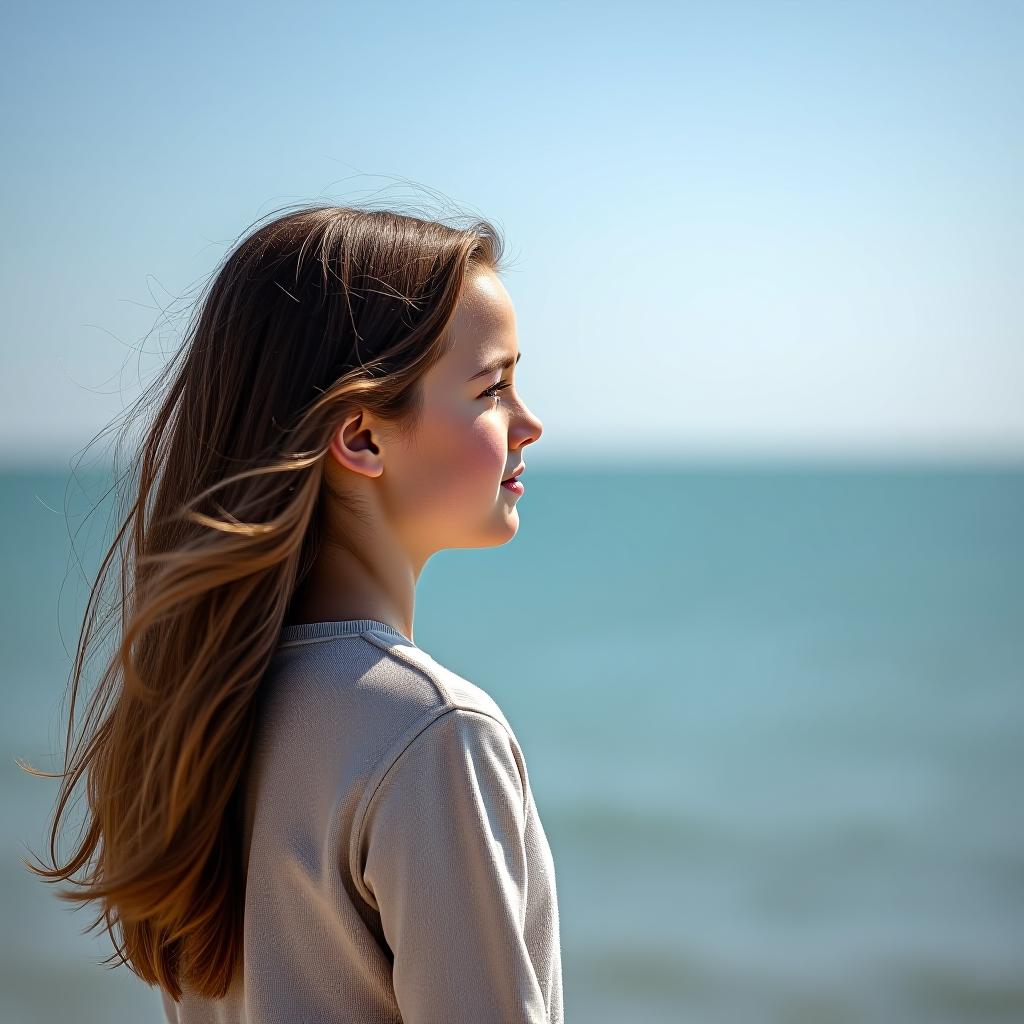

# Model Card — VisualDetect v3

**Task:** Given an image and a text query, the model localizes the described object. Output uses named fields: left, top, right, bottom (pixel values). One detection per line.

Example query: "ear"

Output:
left=327, top=410, right=385, bottom=479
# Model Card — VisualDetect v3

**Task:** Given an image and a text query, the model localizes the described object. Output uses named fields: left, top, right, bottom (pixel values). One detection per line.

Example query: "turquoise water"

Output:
left=3, top=463, right=1022, bottom=1023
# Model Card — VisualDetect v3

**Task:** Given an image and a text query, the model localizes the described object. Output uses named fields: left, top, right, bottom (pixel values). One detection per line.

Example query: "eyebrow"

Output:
left=465, top=350, right=521, bottom=382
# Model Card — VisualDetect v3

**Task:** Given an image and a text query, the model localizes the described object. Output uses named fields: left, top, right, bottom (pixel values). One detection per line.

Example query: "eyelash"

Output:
left=481, top=381, right=513, bottom=401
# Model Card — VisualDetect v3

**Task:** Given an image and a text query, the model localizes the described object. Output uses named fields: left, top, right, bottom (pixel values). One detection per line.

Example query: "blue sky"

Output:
left=2, top=0, right=1021, bottom=465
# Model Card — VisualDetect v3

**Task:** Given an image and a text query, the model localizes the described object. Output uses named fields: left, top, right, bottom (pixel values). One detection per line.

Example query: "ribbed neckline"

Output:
left=277, top=618, right=412, bottom=645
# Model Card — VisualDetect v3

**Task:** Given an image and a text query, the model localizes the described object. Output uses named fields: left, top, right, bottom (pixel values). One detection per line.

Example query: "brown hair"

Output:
left=17, top=202, right=505, bottom=1000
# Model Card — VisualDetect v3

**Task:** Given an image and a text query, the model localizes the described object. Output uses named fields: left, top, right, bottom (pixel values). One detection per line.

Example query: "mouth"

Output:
left=501, top=462, right=526, bottom=494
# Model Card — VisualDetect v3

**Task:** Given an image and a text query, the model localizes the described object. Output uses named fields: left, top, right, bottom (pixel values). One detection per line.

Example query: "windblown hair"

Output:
left=18, top=202, right=505, bottom=1000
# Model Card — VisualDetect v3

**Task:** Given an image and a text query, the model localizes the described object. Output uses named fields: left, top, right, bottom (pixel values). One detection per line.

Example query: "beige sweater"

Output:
left=159, top=619, right=563, bottom=1024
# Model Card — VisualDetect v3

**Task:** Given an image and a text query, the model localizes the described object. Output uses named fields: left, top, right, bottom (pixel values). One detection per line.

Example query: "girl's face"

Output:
left=378, top=267, right=544, bottom=560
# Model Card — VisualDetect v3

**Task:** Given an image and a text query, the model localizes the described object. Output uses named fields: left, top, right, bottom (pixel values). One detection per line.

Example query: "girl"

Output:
left=24, top=205, right=563, bottom=1023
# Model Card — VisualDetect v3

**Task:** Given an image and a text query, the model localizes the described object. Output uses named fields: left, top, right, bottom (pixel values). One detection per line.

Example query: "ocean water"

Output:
left=2, top=462, right=1022, bottom=1024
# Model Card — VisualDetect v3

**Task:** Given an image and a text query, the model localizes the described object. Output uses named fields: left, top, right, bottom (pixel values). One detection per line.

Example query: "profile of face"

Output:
left=328, top=267, right=544, bottom=567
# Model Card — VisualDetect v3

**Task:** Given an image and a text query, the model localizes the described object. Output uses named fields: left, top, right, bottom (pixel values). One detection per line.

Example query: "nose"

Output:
left=512, top=401, right=543, bottom=447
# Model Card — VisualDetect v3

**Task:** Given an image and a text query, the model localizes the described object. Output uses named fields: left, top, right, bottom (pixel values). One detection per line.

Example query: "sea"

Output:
left=2, top=461, right=1022, bottom=1024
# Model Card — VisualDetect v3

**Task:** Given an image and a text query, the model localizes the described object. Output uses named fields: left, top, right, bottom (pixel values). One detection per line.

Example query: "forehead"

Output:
left=444, top=268, right=516, bottom=362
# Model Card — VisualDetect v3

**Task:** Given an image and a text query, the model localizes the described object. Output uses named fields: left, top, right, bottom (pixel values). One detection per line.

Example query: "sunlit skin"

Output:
left=287, top=267, right=543, bottom=644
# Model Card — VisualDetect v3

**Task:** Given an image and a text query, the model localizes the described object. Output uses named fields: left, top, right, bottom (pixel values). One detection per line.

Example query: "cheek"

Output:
left=414, top=405, right=506, bottom=501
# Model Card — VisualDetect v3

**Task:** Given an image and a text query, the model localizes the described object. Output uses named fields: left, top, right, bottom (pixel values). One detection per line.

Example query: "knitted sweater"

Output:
left=158, top=618, right=563, bottom=1024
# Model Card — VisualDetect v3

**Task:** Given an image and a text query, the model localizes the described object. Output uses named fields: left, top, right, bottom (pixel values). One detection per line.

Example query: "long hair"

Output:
left=17, top=202, right=505, bottom=1000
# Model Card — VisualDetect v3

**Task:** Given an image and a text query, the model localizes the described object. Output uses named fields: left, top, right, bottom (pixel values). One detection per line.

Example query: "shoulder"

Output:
left=368, top=637, right=528, bottom=799
left=354, top=632, right=532, bottom=806
left=359, top=630, right=518, bottom=740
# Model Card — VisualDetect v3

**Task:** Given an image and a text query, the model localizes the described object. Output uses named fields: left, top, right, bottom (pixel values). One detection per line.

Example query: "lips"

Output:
left=502, top=462, right=525, bottom=483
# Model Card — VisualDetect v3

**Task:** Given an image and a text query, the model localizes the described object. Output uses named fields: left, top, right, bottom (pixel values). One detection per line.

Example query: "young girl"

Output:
left=24, top=205, right=563, bottom=1022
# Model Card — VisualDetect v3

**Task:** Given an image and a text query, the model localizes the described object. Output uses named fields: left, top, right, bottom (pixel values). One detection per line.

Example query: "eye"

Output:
left=481, top=380, right=513, bottom=402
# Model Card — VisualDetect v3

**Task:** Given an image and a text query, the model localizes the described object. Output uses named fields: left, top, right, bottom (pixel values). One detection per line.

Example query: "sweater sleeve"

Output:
left=358, top=707, right=548, bottom=1024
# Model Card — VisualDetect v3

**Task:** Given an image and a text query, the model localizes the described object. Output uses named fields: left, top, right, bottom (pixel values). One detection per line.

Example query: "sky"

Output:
left=2, top=0, right=1021, bottom=466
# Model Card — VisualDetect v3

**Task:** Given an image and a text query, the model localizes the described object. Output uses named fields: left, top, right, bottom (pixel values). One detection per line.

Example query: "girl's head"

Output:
left=20, top=203, right=541, bottom=1000
left=323, top=247, right=542, bottom=574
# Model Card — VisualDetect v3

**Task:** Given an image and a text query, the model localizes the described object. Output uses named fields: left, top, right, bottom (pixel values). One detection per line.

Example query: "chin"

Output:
left=497, top=511, right=520, bottom=542
left=485, top=511, right=520, bottom=547
left=449, top=515, right=518, bottom=550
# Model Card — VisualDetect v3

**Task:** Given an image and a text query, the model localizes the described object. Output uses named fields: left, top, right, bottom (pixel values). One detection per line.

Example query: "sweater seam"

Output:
left=358, top=630, right=452, bottom=703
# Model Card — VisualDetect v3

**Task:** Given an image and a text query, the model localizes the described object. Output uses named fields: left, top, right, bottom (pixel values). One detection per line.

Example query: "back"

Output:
left=159, top=618, right=563, bottom=1024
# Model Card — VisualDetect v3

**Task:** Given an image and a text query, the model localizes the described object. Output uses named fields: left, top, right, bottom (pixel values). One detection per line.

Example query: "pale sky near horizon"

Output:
left=2, top=0, right=1021, bottom=466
